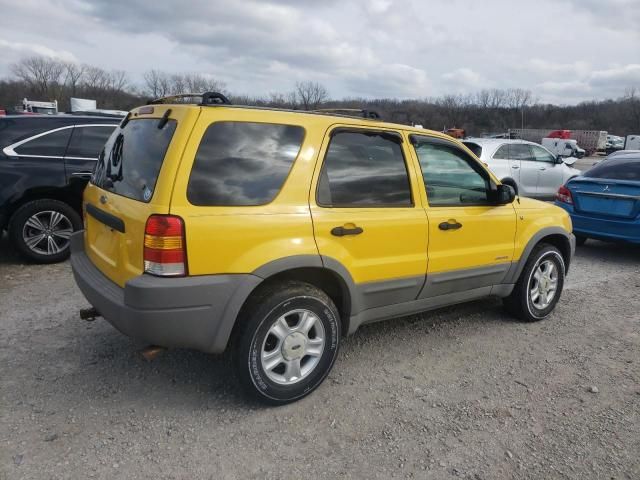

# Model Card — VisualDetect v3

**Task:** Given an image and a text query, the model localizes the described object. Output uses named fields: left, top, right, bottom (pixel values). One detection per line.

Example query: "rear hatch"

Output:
left=569, top=178, right=640, bottom=219
left=83, top=105, right=199, bottom=287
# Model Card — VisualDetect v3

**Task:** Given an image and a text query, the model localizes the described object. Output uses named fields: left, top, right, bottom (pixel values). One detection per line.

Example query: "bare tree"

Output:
left=11, top=56, right=65, bottom=96
left=294, top=81, right=329, bottom=110
left=143, top=70, right=225, bottom=98
left=63, top=62, right=85, bottom=96
left=624, top=86, right=640, bottom=131
left=108, top=70, right=128, bottom=93
left=143, top=69, right=171, bottom=98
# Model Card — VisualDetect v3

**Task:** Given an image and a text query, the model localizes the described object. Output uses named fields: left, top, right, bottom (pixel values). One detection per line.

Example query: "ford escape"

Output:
left=71, top=93, right=575, bottom=404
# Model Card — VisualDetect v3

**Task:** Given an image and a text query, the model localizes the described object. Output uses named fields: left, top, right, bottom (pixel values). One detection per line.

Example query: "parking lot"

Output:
left=1, top=181, right=639, bottom=479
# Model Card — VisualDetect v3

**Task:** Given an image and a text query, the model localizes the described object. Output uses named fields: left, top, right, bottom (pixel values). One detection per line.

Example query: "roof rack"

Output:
left=147, top=92, right=231, bottom=106
left=313, top=108, right=381, bottom=120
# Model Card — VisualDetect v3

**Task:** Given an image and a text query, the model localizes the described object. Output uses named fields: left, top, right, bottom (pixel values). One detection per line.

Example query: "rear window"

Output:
left=462, top=142, right=482, bottom=158
left=92, top=119, right=177, bottom=202
left=187, top=121, right=305, bottom=206
left=317, top=130, right=412, bottom=206
left=584, top=158, right=640, bottom=181
left=13, top=128, right=72, bottom=157
left=66, top=125, right=117, bottom=158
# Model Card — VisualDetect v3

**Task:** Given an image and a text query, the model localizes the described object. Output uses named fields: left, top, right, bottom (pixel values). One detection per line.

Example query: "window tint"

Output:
left=585, top=158, right=640, bottom=181
left=509, top=144, right=534, bottom=161
left=14, top=128, right=72, bottom=157
left=413, top=138, right=490, bottom=206
left=187, top=122, right=304, bottom=206
left=494, top=143, right=533, bottom=161
left=93, top=119, right=177, bottom=203
left=530, top=145, right=555, bottom=163
left=66, top=125, right=116, bottom=158
left=493, top=144, right=510, bottom=159
left=317, top=131, right=412, bottom=207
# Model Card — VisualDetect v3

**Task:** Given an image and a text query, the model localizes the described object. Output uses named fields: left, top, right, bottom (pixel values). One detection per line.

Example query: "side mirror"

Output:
left=495, top=183, right=516, bottom=204
left=556, top=154, right=565, bottom=164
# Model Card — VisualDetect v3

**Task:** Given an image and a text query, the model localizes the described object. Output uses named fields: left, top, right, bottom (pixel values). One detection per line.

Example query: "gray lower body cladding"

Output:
left=70, top=232, right=261, bottom=354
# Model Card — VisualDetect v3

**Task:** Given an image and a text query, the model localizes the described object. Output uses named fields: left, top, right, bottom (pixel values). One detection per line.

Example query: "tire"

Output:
left=234, top=281, right=341, bottom=405
left=8, top=199, right=82, bottom=264
left=501, top=179, right=519, bottom=195
left=575, top=235, right=587, bottom=246
left=503, top=243, right=565, bottom=322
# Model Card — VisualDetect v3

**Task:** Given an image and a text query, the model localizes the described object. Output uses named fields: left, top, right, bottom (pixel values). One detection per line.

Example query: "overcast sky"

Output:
left=1, top=0, right=639, bottom=104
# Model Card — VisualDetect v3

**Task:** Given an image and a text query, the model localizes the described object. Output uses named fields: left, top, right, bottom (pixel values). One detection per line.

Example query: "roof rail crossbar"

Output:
left=313, top=108, right=381, bottom=120
left=147, top=92, right=231, bottom=106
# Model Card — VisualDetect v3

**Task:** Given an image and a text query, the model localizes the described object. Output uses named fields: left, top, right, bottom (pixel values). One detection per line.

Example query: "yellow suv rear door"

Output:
left=408, top=134, right=517, bottom=296
left=310, top=126, right=428, bottom=310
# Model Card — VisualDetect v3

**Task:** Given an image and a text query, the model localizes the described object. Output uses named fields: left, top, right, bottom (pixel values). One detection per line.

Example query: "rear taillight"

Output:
left=555, top=185, right=573, bottom=204
left=143, top=215, right=187, bottom=276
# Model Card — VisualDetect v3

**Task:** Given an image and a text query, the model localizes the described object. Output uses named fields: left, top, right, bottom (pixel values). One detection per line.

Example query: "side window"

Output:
left=317, top=131, right=412, bottom=207
left=530, top=145, right=556, bottom=163
left=509, top=144, right=534, bottom=161
left=66, top=125, right=117, bottom=158
left=187, top=121, right=305, bottom=206
left=13, top=128, right=72, bottom=157
left=493, top=144, right=510, bottom=159
left=412, top=137, right=491, bottom=206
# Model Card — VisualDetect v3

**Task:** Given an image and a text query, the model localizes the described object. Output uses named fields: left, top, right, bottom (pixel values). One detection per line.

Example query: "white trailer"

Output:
left=509, top=128, right=607, bottom=155
left=20, top=98, right=58, bottom=115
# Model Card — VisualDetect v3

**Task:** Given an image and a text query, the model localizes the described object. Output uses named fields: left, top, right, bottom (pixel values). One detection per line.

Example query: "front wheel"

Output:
left=234, top=281, right=341, bottom=405
left=503, top=244, right=565, bottom=322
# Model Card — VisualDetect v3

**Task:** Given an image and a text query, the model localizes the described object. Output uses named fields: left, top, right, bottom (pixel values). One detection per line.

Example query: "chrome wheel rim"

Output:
left=529, top=259, right=558, bottom=310
left=22, top=210, right=73, bottom=256
left=260, top=309, right=325, bottom=385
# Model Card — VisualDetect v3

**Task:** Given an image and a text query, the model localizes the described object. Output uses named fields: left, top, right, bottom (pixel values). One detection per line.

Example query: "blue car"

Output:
left=555, top=153, right=640, bottom=245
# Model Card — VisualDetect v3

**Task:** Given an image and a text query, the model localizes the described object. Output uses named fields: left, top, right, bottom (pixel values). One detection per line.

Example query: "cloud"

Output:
left=0, top=0, right=638, bottom=103
left=442, top=68, right=485, bottom=90
left=0, top=39, right=78, bottom=63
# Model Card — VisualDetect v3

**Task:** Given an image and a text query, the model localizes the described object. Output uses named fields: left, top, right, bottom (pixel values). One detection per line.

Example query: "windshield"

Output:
left=92, top=118, right=177, bottom=202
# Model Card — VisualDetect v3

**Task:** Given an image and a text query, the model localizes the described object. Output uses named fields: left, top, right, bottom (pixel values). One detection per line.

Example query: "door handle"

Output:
left=439, top=221, right=462, bottom=231
left=539, top=166, right=546, bottom=171
left=71, top=171, right=93, bottom=178
left=331, top=226, right=363, bottom=237
left=511, top=164, right=520, bottom=169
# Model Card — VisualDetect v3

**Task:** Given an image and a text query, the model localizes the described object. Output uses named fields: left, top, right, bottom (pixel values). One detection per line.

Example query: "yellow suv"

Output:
left=71, top=93, right=575, bottom=404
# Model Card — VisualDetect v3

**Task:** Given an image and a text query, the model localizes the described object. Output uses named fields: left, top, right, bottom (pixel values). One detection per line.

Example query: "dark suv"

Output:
left=0, top=115, right=120, bottom=262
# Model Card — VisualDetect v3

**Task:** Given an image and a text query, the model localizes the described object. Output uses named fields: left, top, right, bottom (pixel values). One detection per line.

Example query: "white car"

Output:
left=463, top=139, right=581, bottom=199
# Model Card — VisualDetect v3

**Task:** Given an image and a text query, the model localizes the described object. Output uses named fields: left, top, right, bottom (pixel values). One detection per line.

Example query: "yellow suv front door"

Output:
left=310, top=126, right=428, bottom=312
left=408, top=134, right=517, bottom=297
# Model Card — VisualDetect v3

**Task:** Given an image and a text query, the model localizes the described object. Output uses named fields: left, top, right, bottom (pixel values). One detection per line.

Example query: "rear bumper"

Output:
left=70, top=232, right=262, bottom=353
left=557, top=203, right=640, bottom=243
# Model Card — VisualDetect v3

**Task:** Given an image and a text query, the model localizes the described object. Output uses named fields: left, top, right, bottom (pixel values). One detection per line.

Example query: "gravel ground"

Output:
left=1, top=229, right=639, bottom=480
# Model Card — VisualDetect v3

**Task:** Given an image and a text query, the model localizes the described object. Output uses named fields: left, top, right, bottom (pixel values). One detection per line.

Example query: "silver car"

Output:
left=463, top=139, right=581, bottom=199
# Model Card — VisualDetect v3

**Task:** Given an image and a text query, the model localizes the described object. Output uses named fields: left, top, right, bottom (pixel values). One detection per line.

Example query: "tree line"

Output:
left=1, top=55, right=639, bottom=136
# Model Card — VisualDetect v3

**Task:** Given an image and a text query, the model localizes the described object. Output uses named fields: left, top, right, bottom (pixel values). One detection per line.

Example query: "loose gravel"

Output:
left=1, top=232, right=639, bottom=480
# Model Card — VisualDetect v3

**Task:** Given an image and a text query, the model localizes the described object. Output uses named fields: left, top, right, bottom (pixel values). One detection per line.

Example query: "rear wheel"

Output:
left=503, top=244, right=565, bottom=322
left=575, top=235, right=587, bottom=246
left=234, top=281, right=341, bottom=404
left=8, top=199, right=81, bottom=263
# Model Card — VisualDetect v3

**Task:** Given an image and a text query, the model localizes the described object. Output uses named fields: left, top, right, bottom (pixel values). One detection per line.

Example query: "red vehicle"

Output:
left=548, top=130, right=572, bottom=140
